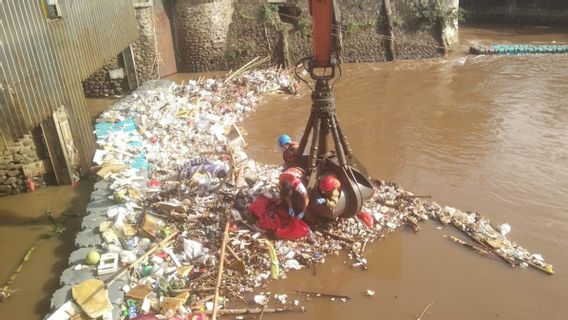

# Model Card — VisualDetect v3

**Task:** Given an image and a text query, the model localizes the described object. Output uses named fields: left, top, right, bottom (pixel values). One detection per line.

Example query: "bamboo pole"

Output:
left=170, top=287, right=215, bottom=294
left=191, top=294, right=215, bottom=309
left=403, top=215, right=422, bottom=232
left=292, top=290, right=351, bottom=300
left=444, top=235, right=492, bottom=257
left=321, top=230, right=354, bottom=244
left=477, top=238, right=518, bottom=268
left=211, top=217, right=231, bottom=320
left=206, top=306, right=303, bottom=315
left=69, top=231, right=179, bottom=308
left=226, top=245, right=246, bottom=273
left=1, top=238, right=45, bottom=301
left=107, top=230, right=179, bottom=287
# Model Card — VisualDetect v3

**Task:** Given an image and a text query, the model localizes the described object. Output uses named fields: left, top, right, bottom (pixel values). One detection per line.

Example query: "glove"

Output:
left=316, top=198, right=326, bottom=205
left=296, top=212, right=305, bottom=219
left=288, top=207, right=295, bottom=217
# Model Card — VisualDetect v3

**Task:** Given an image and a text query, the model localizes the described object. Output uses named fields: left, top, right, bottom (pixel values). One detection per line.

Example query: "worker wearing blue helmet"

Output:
left=278, top=134, right=299, bottom=168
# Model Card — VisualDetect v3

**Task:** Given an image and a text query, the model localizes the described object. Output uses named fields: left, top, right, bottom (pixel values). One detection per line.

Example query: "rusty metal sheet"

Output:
left=156, top=8, right=177, bottom=77
left=0, top=0, right=138, bottom=172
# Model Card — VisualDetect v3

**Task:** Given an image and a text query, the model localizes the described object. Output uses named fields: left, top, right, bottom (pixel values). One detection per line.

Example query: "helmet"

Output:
left=278, top=134, right=291, bottom=147
left=319, top=175, right=341, bottom=193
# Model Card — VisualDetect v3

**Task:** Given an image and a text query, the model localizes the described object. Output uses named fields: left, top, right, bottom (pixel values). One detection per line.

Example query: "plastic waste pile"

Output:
left=427, top=203, right=554, bottom=274
left=53, top=65, right=553, bottom=319
left=63, top=69, right=419, bottom=319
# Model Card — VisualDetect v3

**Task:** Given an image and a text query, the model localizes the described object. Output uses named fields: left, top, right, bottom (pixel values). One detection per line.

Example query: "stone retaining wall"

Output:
left=0, top=131, right=48, bottom=196
left=82, top=57, right=128, bottom=98
left=173, top=0, right=450, bottom=72
left=132, top=5, right=160, bottom=83
left=82, top=0, right=457, bottom=90
left=82, top=5, right=159, bottom=98
left=172, top=0, right=234, bottom=72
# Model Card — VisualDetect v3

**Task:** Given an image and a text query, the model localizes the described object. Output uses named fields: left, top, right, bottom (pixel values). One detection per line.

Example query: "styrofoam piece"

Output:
left=98, top=252, right=119, bottom=275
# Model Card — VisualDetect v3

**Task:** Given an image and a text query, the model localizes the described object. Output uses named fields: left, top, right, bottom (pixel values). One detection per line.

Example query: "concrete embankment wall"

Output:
left=83, top=0, right=461, bottom=90
left=171, top=0, right=457, bottom=72
left=461, top=0, right=568, bottom=26
left=83, top=5, right=159, bottom=98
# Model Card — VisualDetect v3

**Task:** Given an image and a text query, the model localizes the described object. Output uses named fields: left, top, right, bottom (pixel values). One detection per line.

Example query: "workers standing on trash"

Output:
left=278, top=167, right=309, bottom=219
left=278, top=134, right=299, bottom=168
left=316, top=175, right=341, bottom=209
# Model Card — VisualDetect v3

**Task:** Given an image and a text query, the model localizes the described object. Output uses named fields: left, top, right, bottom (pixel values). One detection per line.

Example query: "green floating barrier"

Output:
left=471, top=44, right=568, bottom=55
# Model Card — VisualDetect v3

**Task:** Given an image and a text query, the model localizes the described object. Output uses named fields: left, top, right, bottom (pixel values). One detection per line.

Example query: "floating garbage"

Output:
left=428, top=204, right=554, bottom=274
left=47, top=62, right=554, bottom=320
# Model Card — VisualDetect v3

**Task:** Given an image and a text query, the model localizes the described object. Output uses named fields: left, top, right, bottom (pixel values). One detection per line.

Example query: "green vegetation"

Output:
left=261, top=3, right=283, bottom=31
left=415, top=0, right=465, bottom=30
left=226, top=42, right=257, bottom=61
left=238, top=8, right=255, bottom=21
left=345, top=19, right=377, bottom=34
left=1, top=210, right=66, bottom=302
left=296, top=15, right=311, bottom=37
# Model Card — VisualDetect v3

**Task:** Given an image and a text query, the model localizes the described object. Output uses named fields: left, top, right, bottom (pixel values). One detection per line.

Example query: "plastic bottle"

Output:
left=127, top=300, right=138, bottom=319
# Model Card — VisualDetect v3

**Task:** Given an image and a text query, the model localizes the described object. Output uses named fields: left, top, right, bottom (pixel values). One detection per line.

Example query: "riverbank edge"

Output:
left=48, top=179, right=126, bottom=319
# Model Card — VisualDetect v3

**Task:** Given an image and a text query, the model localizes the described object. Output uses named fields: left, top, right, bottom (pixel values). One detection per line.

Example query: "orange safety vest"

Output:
left=279, top=167, right=304, bottom=189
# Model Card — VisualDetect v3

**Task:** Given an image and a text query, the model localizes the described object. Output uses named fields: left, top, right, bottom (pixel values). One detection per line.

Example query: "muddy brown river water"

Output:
left=1, top=24, right=567, bottom=319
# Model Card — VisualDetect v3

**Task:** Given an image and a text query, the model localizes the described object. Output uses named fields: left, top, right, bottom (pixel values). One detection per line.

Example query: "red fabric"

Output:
left=358, top=210, right=374, bottom=229
left=274, top=218, right=310, bottom=240
left=26, top=177, right=35, bottom=192
left=249, top=195, right=309, bottom=240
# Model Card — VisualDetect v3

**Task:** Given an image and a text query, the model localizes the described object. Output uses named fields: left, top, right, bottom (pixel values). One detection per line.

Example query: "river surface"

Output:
left=243, top=24, right=568, bottom=320
left=1, top=24, right=567, bottom=319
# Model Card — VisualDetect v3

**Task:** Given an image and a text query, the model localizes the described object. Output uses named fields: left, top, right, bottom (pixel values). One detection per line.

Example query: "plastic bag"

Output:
left=249, top=195, right=309, bottom=240
left=358, top=210, right=374, bottom=229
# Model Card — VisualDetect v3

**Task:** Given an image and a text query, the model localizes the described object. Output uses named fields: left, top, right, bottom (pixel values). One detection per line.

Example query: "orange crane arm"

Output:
left=310, top=0, right=334, bottom=67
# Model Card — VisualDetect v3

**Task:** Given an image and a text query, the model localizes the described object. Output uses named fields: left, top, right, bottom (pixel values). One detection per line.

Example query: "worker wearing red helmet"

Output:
left=278, top=134, right=299, bottom=168
left=279, top=167, right=309, bottom=219
left=316, top=175, right=341, bottom=209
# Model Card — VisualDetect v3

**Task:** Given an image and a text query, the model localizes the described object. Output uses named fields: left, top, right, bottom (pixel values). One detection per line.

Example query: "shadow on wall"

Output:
left=460, top=0, right=568, bottom=26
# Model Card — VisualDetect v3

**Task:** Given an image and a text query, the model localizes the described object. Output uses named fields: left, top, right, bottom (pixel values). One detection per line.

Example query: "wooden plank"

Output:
left=41, top=117, right=71, bottom=185
left=53, top=106, right=77, bottom=182
left=22, top=159, right=53, bottom=178
left=122, top=45, right=139, bottom=90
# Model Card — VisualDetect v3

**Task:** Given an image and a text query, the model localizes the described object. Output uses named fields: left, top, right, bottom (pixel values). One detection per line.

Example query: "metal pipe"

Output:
left=334, top=114, right=352, bottom=159
left=330, top=114, right=347, bottom=167
left=309, top=117, right=321, bottom=171
left=298, top=112, right=314, bottom=157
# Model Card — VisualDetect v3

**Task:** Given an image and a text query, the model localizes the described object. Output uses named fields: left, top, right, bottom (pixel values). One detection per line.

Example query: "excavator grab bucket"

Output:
left=294, top=68, right=375, bottom=219
left=294, top=0, right=374, bottom=220
left=306, top=157, right=374, bottom=219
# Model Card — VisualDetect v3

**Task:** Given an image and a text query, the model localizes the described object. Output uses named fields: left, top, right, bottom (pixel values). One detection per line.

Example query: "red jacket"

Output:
left=279, top=167, right=307, bottom=196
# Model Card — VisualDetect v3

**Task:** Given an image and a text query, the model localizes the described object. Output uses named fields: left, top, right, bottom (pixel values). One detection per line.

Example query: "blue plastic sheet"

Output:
left=95, top=118, right=138, bottom=138
left=96, top=118, right=148, bottom=170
